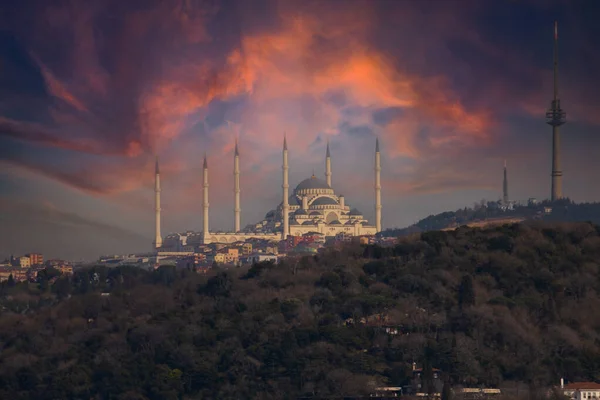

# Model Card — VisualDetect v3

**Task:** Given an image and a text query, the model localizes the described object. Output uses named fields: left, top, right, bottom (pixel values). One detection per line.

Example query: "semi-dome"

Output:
left=309, top=211, right=322, bottom=216
left=295, top=209, right=308, bottom=215
left=295, top=175, right=331, bottom=192
left=311, top=196, right=338, bottom=206
left=349, top=208, right=362, bottom=216
left=302, top=221, right=316, bottom=225
left=329, top=220, right=341, bottom=225
left=288, top=195, right=301, bottom=205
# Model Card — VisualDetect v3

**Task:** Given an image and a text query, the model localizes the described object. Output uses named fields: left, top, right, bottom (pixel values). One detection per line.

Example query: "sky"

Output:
left=1, top=0, right=599, bottom=261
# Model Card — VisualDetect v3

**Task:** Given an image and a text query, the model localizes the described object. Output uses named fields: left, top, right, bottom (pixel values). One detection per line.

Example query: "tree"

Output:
left=442, top=377, right=452, bottom=400
left=53, top=276, right=72, bottom=299
left=7, top=274, right=15, bottom=287
left=458, top=274, right=475, bottom=309
left=1, top=222, right=600, bottom=398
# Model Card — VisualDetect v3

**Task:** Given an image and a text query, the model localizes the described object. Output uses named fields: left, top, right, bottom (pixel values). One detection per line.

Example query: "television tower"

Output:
left=546, top=20, right=566, bottom=202
left=503, top=160, right=509, bottom=205
left=153, top=156, right=162, bottom=249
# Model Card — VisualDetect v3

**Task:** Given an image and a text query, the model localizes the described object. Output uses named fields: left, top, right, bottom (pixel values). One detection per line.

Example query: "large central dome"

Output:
left=295, top=175, right=331, bottom=192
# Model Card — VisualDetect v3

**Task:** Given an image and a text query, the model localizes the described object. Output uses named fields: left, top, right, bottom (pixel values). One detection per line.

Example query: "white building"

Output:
left=246, top=253, right=278, bottom=264
left=257, top=173, right=377, bottom=237
left=561, top=381, right=600, bottom=400
left=152, top=137, right=383, bottom=247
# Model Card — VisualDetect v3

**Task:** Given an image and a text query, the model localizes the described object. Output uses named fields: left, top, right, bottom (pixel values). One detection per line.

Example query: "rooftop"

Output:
left=563, top=382, right=600, bottom=390
left=295, top=175, right=331, bottom=192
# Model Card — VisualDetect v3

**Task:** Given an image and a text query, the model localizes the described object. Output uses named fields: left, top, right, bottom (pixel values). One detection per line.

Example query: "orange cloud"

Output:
left=37, top=62, right=88, bottom=113
left=0, top=0, right=526, bottom=206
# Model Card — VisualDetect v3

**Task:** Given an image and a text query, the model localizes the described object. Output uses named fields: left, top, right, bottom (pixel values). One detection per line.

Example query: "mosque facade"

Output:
left=153, top=137, right=382, bottom=248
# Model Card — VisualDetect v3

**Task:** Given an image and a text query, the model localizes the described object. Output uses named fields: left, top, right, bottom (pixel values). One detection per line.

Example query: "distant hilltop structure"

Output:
left=152, top=137, right=382, bottom=248
left=546, top=20, right=567, bottom=201
left=503, top=159, right=509, bottom=206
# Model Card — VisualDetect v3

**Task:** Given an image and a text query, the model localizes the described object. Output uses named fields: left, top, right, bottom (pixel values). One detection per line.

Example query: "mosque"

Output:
left=153, top=137, right=382, bottom=248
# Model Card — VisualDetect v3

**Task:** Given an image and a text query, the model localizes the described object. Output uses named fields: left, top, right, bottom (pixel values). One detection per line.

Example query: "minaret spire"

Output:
left=153, top=156, right=162, bottom=249
left=546, top=20, right=566, bottom=202
left=374, top=138, right=382, bottom=233
left=503, top=160, right=509, bottom=205
left=233, top=139, right=241, bottom=232
left=282, top=133, right=290, bottom=240
left=202, top=153, right=210, bottom=242
left=325, top=139, right=332, bottom=187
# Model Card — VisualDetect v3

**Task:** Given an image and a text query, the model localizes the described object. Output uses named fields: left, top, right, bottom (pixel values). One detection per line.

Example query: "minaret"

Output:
left=325, top=140, right=332, bottom=187
left=546, top=20, right=566, bottom=201
left=374, top=138, right=382, bottom=233
left=233, top=139, right=241, bottom=232
left=202, top=154, right=210, bottom=240
left=282, top=134, right=289, bottom=240
left=153, top=156, right=162, bottom=249
left=503, top=160, right=509, bottom=205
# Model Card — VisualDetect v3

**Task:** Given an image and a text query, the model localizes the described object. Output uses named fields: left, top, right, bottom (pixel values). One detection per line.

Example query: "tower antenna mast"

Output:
left=546, top=20, right=566, bottom=202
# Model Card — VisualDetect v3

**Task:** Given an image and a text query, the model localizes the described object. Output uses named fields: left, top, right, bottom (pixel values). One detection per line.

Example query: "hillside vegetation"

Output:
left=1, top=222, right=600, bottom=399
left=382, top=199, right=600, bottom=236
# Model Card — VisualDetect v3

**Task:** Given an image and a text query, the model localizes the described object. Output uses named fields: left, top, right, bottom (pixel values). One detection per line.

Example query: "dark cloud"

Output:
left=372, top=107, right=404, bottom=127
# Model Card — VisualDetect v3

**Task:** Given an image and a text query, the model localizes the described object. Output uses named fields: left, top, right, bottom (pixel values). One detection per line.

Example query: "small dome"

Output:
left=265, top=210, right=275, bottom=218
left=329, top=220, right=341, bottom=225
left=295, top=176, right=331, bottom=192
left=311, top=196, right=338, bottom=206
left=302, top=221, right=315, bottom=225
left=295, top=209, right=308, bottom=215
left=290, top=220, right=300, bottom=225
left=345, top=220, right=354, bottom=225
left=349, top=208, right=362, bottom=216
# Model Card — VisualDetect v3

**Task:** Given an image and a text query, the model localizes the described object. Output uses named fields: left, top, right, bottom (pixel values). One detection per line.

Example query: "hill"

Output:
left=1, top=222, right=600, bottom=398
left=381, top=199, right=600, bottom=237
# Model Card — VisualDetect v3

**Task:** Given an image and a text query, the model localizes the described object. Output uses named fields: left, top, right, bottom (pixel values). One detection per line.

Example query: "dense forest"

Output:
left=381, top=199, right=600, bottom=236
left=1, top=222, right=600, bottom=399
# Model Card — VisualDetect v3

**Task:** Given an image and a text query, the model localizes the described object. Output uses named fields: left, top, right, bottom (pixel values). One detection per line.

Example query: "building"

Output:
left=223, top=248, right=239, bottom=264
left=286, top=235, right=304, bottom=248
left=152, top=138, right=383, bottom=248
left=56, top=265, right=73, bottom=275
left=246, top=253, right=278, bottom=264
left=176, top=253, right=206, bottom=270
left=241, top=242, right=252, bottom=255
left=371, top=387, right=403, bottom=397
left=3, top=270, right=28, bottom=282
left=18, top=256, right=31, bottom=268
left=213, top=252, right=226, bottom=264
left=560, top=381, right=600, bottom=400
left=26, top=253, right=43, bottom=266
left=455, top=388, right=502, bottom=399
left=45, top=259, right=66, bottom=268
left=404, top=363, right=443, bottom=396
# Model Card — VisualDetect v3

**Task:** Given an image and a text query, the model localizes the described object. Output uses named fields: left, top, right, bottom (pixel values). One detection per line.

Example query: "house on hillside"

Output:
left=560, top=381, right=600, bottom=400
left=402, top=363, right=443, bottom=396
left=454, top=388, right=502, bottom=400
